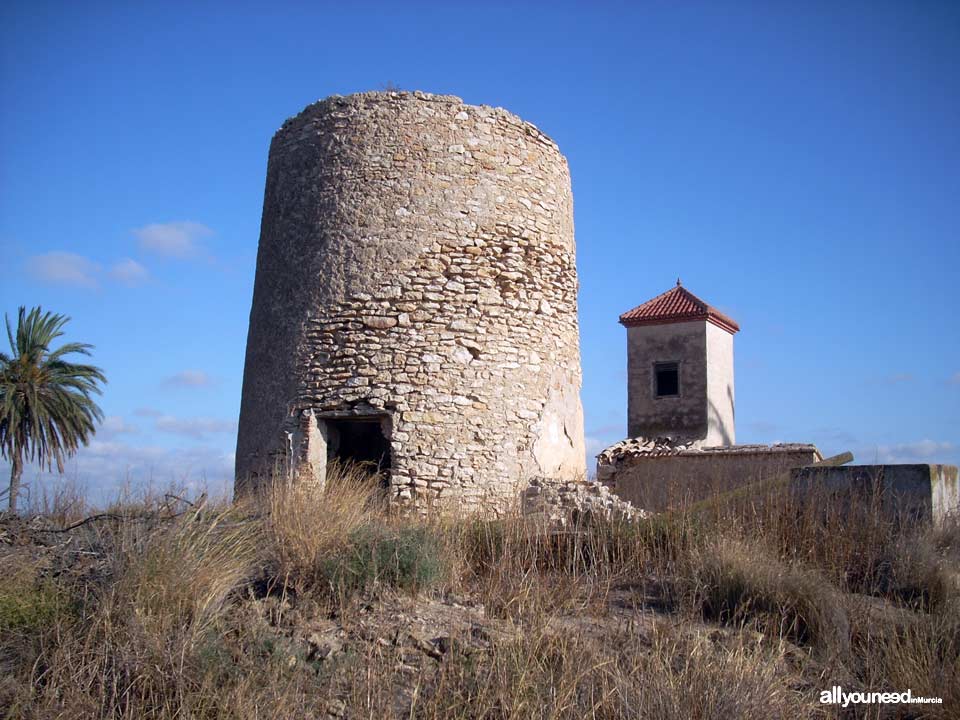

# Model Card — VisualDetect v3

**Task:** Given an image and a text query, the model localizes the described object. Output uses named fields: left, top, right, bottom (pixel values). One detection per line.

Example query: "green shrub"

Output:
left=322, top=524, right=444, bottom=598
left=0, top=579, right=67, bottom=635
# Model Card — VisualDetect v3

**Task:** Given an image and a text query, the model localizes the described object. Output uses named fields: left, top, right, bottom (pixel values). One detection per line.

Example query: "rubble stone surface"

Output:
left=522, top=477, right=649, bottom=525
left=236, top=91, right=586, bottom=510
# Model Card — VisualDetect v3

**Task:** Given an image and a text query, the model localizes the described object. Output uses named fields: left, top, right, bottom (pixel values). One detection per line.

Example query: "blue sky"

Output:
left=2, top=1, right=958, bottom=502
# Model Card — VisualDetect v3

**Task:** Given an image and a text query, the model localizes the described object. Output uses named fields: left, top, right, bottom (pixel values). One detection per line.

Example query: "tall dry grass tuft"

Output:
left=627, top=625, right=806, bottom=720
left=851, top=600, right=960, bottom=719
left=15, top=504, right=260, bottom=718
left=262, top=461, right=450, bottom=606
left=686, top=538, right=850, bottom=654
left=112, top=507, right=258, bottom=648
left=22, top=475, right=90, bottom=527
left=262, top=460, right=381, bottom=594
left=755, top=476, right=906, bottom=597
left=454, top=511, right=641, bottom=621
left=672, top=470, right=956, bottom=606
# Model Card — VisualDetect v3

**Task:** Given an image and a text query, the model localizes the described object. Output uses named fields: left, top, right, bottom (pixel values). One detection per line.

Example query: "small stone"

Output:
left=452, top=346, right=474, bottom=364
left=449, top=319, right=475, bottom=332
left=363, top=316, right=398, bottom=329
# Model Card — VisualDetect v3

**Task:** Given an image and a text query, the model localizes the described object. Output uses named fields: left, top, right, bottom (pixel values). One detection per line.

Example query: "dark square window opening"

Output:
left=654, top=362, right=679, bottom=397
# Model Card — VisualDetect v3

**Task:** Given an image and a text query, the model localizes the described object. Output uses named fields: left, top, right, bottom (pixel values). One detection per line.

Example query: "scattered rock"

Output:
left=410, top=633, right=443, bottom=660
left=325, top=698, right=347, bottom=717
left=522, top=477, right=649, bottom=526
left=306, top=632, right=344, bottom=661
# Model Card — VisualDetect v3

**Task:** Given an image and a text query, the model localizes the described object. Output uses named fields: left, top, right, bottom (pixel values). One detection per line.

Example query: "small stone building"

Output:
left=598, top=438, right=822, bottom=512
left=620, top=281, right=738, bottom=445
left=599, top=283, right=822, bottom=511
left=235, top=91, right=586, bottom=510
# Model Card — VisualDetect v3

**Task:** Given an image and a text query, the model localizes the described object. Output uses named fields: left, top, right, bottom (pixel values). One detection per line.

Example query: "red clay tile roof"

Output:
left=619, top=282, right=739, bottom=333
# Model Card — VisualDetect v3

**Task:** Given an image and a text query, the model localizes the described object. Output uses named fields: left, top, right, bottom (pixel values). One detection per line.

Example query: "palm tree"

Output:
left=0, top=307, right=106, bottom=513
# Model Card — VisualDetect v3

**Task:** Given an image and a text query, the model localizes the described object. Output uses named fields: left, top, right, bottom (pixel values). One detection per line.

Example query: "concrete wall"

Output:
left=626, top=321, right=707, bottom=439
left=236, top=91, right=585, bottom=511
left=606, top=448, right=820, bottom=512
left=705, top=322, right=735, bottom=446
left=790, top=464, right=960, bottom=526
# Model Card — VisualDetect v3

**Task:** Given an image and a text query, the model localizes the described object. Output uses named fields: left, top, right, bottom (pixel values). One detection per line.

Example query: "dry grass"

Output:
left=7, top=503, right=261, bottom=718
left=398, top=623, right=805, bottom=720
left=22, top=475, right=90, bottom=527
left=263, top=461, right=452, bottom=609
left=1, top=465, right=958, bottom=718
left=686, top=538, right=850, bottom=654
left=263, top=460, right=384, bottom=594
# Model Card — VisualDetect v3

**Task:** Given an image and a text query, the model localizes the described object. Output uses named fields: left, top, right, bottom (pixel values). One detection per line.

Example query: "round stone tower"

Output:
left=236, top=91, right=585, bottom=509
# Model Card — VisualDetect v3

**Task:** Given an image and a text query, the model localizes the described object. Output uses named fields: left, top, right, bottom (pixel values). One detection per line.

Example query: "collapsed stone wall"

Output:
left=236, top=91, right=585, bottom=509
left=522, top=477, right=648, bottom=526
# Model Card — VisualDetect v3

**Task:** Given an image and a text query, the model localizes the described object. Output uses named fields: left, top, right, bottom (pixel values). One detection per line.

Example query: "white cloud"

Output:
left=162, top=369, right=214, bottom=388
left=585, top=436, right=609, bottom=458
left=108, top=258, right=149, bottom=286
left=26, top=252, right=153, bottom=289
left=26, top=251, right=101, bottom=288
left=97, top=415, right=139, bottom=440
left=2, top=412, right=238, bottom=507
left=154, top=414, right=237, bottom=440
left=133, top=407, right=163, bottom=417
left=867, top=439, right=957, bottom=464
left=134, top=221, right=213, bottom=259
left=1, top=440, right=236, bottom=507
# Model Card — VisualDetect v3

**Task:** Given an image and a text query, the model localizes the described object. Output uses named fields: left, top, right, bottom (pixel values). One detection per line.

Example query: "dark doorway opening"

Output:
left=325, top=416, right=391, bottom=487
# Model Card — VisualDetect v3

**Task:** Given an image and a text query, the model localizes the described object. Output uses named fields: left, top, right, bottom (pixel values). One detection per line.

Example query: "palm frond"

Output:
left=46, top=342, right=94, bottom=362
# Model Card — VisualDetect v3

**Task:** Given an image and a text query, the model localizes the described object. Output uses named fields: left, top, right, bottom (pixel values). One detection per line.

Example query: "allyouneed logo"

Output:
left=820, top=686, right=943, bottom=707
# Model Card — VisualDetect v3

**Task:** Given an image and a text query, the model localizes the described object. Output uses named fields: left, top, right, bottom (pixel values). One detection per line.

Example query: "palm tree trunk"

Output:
left=8, top=453, right=22, bottom=513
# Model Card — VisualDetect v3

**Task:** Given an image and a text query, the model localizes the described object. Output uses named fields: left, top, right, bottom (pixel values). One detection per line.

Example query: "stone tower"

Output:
left=236, top=91, right=586, bottom=509
left=619, top=282, right=739, bottom=445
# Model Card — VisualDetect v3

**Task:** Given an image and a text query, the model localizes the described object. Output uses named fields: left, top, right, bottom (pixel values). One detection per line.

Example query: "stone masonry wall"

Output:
left=626, top=321, right=708, bottom=439
left=236, top=91, right=586, bottom=510
left=601, top=446, right=821, bottom=513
